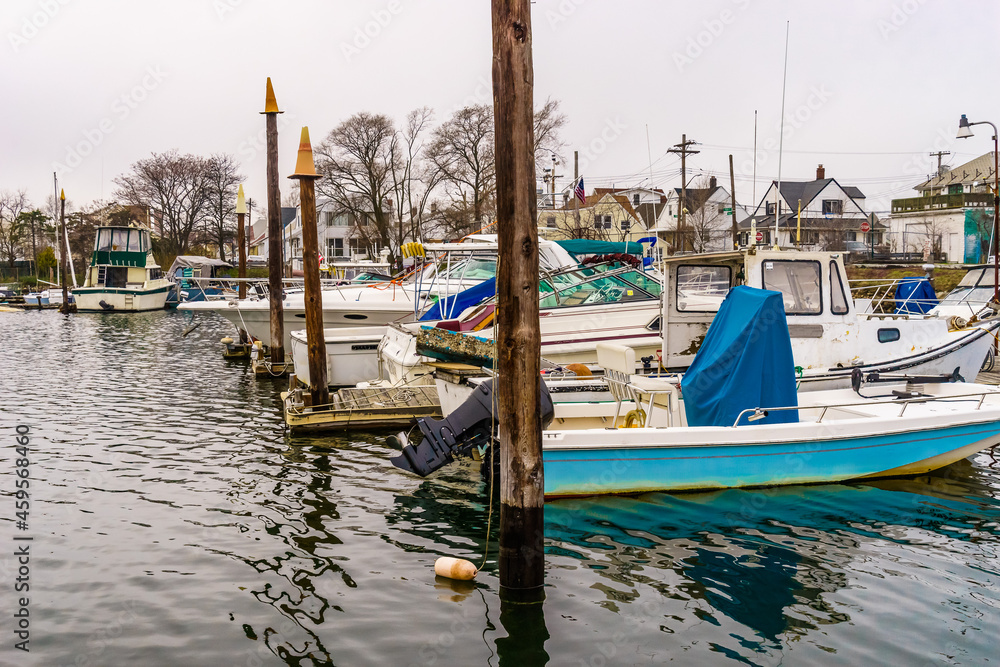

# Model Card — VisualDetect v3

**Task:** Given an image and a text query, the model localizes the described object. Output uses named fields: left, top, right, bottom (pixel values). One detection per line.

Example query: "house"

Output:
left=888, top=152, right=996, bottom=263
left=738, top=165, right=879, bottom=250
left=537, top=191, right=648, bottom=243
left=655, top=176, right=751, bottom=252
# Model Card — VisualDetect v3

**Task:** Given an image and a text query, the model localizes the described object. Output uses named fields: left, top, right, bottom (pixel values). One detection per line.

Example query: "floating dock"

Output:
left=282, top=384, right=441, bottom=432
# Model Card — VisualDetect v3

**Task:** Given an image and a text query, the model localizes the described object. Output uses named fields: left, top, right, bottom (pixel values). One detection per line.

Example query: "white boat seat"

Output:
left=597, top=342, right=681, bottom=427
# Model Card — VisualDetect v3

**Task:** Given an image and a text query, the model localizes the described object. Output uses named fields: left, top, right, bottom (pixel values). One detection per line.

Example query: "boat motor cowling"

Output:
left=389, top=378, right=554, bottom=477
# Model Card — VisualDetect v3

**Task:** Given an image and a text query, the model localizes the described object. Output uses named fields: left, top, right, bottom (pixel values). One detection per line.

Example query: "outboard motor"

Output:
left=390, top=378, right=554, bottom=477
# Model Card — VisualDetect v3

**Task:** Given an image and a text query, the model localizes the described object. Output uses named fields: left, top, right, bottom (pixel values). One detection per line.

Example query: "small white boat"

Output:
left=74, top=225, right=172, bottom=312
left=391, top=287, right=1000, bottom=497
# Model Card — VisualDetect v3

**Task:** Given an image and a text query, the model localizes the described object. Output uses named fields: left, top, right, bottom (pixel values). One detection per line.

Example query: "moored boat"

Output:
left=390, top=287, right=1000, bottom=497
left=74, top=225, right=172, bottom=312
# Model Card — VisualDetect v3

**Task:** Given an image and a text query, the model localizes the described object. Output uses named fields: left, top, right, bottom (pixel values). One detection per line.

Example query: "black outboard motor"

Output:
left=390, top=378, right=554, bottom=477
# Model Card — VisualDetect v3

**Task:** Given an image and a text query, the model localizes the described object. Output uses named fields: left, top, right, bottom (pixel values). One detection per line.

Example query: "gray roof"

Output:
left=766, top=178, right=866, bottom=210
left=915, top=152, right=997, bottom=191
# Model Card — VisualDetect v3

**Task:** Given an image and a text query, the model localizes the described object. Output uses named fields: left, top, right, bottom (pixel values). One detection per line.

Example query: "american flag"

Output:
left=574, top=177, right=585, bottom=203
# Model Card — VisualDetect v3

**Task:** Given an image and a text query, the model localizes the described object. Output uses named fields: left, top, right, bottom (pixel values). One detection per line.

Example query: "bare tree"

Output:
left=0, top=190, right=30, bottom=271
left=533, top=97, right=568, bottom=170
left=428, top=104, right=496, bottom=233
left=203, top=154, right=245, bottom=263
left=113, top=150, right=214, bottom=256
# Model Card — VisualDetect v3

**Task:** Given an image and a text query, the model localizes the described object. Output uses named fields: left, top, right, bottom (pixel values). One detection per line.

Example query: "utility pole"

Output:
left=668, top=134, right=699, bottom=252
left=262, top=77, right=286, bottom=369
left=729, top=154, right=738, bottom=248
left=930, top=150, right=951, bottom=174
left=492, top=0, right=544, bottom=602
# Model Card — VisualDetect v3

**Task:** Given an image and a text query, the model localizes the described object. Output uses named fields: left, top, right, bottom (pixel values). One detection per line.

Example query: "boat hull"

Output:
left=74, top=284, right=171, bottom=312
left=541, top=408, right=1000, bottom=497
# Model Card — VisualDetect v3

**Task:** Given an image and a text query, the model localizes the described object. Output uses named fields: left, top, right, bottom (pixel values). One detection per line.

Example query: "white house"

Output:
left=888, top=152, right=996, bottom=263
left=738, top=165, right=877, bottom=249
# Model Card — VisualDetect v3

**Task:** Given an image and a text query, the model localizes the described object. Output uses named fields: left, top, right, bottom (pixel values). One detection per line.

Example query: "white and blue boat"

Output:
left=392, top=287, right=1000, bottom=497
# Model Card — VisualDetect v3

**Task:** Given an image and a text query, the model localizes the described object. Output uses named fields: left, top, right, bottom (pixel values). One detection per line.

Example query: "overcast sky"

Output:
left=3, top=0, right=999, bottom=219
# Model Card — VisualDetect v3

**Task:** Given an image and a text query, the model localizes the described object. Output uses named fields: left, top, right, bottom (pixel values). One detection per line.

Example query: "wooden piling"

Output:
left=288, top=127, right=329, bottom=408
left=262, top=77, right=285, bottom=366
left=236, top=184, right=247, bottom=300
left=492, top=0, right=544, bottom=601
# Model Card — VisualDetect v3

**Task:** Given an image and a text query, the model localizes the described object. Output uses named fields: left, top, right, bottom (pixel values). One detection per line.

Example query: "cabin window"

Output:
left=111, top=229, right=128, bottom=251
left=829, top=261, right=849, bottom=315
left=761, top=260, right=822, bottom=315
left=127, top=229, right=141, bottom=252
left=149, top=268, right=162, bottom=280
left=675, top=265, right=731, bottom=312
left=878, top=328, right=900, bottom=343
left=96, top=229, right=113, bottom=251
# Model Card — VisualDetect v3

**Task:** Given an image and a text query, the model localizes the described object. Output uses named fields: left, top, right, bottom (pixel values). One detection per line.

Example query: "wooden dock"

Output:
left=282, top=384, right=441, bottom=432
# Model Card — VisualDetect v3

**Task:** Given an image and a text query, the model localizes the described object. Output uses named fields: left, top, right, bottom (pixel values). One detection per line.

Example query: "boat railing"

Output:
left=733, top=388, right=997, bottom=427
left=848, top=277, right=938, bottom=316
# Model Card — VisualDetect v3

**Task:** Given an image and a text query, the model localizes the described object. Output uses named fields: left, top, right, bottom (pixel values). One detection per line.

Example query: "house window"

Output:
left=547, top=216, right=556, bottom=228
left=328, top=238, right=345, bottom=257
left=766, top=202, right=775, bottom=215
left=822, top=200, right=843, bottom=215
left=593, top=214, right=612, bottom=229
left=633, top=194, right=640, bottom=206
left=948, top=184, right=963, bottom=195
left=621, top=219, right=631, bottom=231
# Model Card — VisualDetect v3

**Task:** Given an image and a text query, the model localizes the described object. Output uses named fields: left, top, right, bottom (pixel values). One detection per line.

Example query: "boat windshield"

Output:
left=539, top=271, right=656, bottom=308
left=96, top=229, right=113, bottom=251
left=616, top=270, right=662, bottom=297
left=675, top=265, right=731, bottom=312
left=939, top=286, right=994, bottom=305
left=437, top=257, right=498, bottom=281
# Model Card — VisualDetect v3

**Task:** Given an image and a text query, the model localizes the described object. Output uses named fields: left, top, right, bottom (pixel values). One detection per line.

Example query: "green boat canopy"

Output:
left=554, top=239, right=647, bottom=256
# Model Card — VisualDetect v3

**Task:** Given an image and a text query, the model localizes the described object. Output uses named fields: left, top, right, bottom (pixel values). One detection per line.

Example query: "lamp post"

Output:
left=957, top=114, right=1000, bottom=302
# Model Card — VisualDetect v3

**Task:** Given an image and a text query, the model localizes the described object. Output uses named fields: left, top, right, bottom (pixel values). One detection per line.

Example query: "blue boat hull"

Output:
left=542, top=419, right=1000, bottom=497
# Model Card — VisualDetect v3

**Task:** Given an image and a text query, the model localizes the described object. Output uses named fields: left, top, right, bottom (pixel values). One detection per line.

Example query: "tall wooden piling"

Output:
left=289, top=127, right=329, bottom=407
left=236, top=184, right=248, bottom=300
left=492, top=0, right=544, bottom=601
left=58, top=189, right=71, bottom=314
left=262, top=77, right=285, bottom=366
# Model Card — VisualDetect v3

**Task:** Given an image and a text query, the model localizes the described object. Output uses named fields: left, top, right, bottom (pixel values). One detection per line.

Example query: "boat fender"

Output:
left=565, top=363, right=592, bottom=377
left=99, top=300, right=114, bottom=311
left=220, top=337, right=234, bottom=345
left=434, top=557, right=477, bottom=581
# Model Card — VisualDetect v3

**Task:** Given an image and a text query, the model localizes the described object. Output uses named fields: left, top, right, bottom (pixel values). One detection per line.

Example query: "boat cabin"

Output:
left=85, top=226, right=162, bottom=289
left=661, top=249, right=857, bottom=369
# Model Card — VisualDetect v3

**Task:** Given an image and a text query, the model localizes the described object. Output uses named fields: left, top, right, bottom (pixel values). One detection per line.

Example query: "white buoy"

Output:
left=434, top=557, right=477, bottom=581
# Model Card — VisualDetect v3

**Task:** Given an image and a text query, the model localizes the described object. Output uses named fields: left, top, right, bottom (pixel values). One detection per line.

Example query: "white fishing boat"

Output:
left=928, top=265, right=998, bottom=320
left=391, top=287, right=1000, bottom=497
left=74, top=226, right=172, bottom=312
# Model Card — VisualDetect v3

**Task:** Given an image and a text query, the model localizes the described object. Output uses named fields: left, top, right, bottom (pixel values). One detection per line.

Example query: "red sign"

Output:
left=755, top=231, right=763, bottom=242
left=860, top=221, right=871, bottom=233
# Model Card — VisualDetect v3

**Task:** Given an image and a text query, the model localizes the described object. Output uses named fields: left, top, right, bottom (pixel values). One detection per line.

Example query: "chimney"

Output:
left=709, top=175, right=717, bottom=189
left=816, top=164, right=826, bottom=180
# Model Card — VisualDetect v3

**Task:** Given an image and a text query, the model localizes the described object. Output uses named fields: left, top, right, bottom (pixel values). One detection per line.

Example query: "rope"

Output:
left=478, top=309, right=500, bottom=572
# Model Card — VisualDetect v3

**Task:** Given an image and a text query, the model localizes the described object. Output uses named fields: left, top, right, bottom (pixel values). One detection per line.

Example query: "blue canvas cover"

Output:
left=420, top=277, right=497, bottom=321
left=681, top=286, right=798, bottom=427
left=895, top=277, right=938, bottom=314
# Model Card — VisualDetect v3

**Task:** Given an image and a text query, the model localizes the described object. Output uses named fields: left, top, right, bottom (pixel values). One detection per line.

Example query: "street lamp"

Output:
left=957, top=114, right=1000, bottom=303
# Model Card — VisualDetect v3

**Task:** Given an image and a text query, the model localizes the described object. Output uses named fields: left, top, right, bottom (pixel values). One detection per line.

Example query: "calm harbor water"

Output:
left=2, top=308, right=999, bottom=666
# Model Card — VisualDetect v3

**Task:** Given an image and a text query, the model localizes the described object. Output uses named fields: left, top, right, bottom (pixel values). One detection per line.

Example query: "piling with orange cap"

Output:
left=288, top=126, right=329, bottom=408
left=262, top=77, right=286, bottom=369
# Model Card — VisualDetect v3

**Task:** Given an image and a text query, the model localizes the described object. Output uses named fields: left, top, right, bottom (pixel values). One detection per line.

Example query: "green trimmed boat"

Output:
left=74, top=226, right=172, bottom=312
